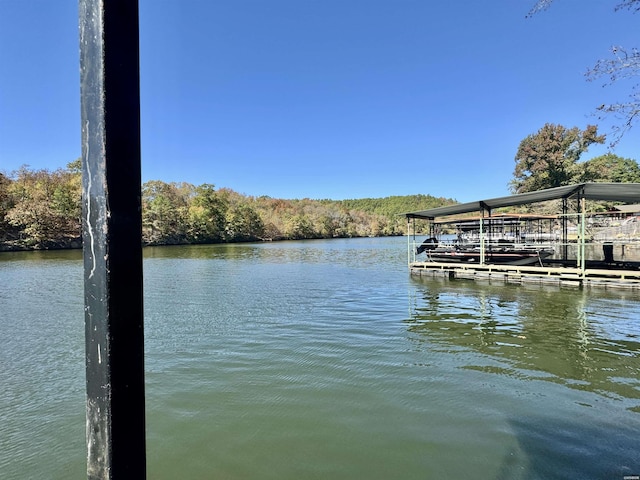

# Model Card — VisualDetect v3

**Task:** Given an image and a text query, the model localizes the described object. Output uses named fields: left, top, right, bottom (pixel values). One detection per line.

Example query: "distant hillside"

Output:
left=321, top=194, right=458, bottom=219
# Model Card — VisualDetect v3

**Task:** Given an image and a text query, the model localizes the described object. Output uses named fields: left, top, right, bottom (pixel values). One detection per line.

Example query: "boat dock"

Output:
left=404, top=183, right=640, bottom=291
left=410, top=261, right=640, bottom=290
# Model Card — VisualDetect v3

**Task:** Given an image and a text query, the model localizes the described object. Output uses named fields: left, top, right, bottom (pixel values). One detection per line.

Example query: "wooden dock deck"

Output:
left=410, top=261, right=640, bottom=290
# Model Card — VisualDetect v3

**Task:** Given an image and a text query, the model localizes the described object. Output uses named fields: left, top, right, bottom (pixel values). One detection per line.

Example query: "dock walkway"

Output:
left=410, top=261, right=640, bottom=290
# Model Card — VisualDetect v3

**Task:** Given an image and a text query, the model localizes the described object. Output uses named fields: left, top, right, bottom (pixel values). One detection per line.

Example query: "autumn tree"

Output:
left=511, top=123, right=605, bottom=193
left=1, top=164, right=456, bottom=249
left=282, top=213, right=316, bottom=239
left=317, top=211, right=349, bottom=238
left=529, top=0, right=640, bottom=145
left=4, top=164, right=81, bottom=246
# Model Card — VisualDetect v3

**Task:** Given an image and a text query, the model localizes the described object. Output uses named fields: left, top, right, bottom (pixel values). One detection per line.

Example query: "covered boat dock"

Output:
left=405, top=183, right=640, bottom=289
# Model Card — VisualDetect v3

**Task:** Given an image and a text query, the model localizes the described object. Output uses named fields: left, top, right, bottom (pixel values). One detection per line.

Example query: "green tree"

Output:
left=53, top=160, right=82, bottom=234
left=142, top=180, right=193, bottom=244
left=317, top=211, right=347, bottom=238
left=67, top=158, right=82, bottom=174
left=0, top=172, right=14, bottom=240
left=580, top=153, right=640, bottom=183
left=225, top=202, right=265, bottom=241
left=511, top=123, right=605, bottom=193
left=187, top=184, right=228, bottom=243
left=283, top=213, right=317, bottom=239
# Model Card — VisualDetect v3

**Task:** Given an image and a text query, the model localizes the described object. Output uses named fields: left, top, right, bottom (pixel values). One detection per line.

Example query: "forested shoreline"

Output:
left=0, top=161, right=455, bottom=251
left=5, top=123, right=638, bottom=252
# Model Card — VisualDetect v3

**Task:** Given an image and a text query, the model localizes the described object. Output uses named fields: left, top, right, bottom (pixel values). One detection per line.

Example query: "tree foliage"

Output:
left=186, top=183, right=228, bottom=243
left=0, top=173, right=13, bottom=238
left=511, top=123, right=605, bottom=193
left=142, top=180, right=193, bottom=244
left=529, top=0, right=640, bottom=145
left=581, top=153, right=640, bottom=183
left=4, top=164, right=81, bottom=247
left=0, top=164, right=456, bottom=250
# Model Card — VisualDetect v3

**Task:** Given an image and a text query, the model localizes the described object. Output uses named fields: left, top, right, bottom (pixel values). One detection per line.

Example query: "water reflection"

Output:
left=144, top=237, right=407, bottom=269
left=406, top=276, right=640, bottom=408
left=0, top=248, right=82, bottom=263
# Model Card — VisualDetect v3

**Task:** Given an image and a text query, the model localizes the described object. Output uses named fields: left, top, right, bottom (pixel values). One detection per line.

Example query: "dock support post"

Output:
left=479, top=214, right=485, bottom=264
left=79, top=0, right=146, bottom=478
left=562, top=198, right=568, bottom=261
left=580, top=197, right=586, bottom=275
left=407, top=217, right=411, bottom=266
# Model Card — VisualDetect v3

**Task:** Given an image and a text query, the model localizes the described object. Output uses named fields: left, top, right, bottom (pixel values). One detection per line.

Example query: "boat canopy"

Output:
left=404, top=183, right=640, bottom=220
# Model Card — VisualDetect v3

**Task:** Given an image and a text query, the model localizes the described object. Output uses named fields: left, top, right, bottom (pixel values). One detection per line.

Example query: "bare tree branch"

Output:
left=527, top=0, right=554, bottom=18
left=529, top=1, right=640, bottom=146
left=587, top=46, right=640, bottom=84
left=593, top=92, right=640, bottom=147
left=615, top=0, right=640, bottom=13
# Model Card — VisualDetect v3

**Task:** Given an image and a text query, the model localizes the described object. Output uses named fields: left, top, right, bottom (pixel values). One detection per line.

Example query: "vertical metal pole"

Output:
left=562, top=198, right=568, bottom=261
left=580, top=197, right=586, bottom=274
left=479, top=214, right=485, bottom=265
left=407, top=217, right=411, bottom=266
left=79, top=1, right=146, bottom=478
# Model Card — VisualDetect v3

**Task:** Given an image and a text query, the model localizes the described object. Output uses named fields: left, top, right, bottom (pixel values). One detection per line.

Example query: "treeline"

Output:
left=0, top=161, right=455, bottom=251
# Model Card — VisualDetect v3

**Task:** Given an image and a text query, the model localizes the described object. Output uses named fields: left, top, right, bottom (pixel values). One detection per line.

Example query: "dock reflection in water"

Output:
left=407, top=276, right=640, bottom=478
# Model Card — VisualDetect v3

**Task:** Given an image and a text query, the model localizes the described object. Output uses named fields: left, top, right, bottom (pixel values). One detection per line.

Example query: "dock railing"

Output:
left=409, top=212, right=640, bottom=270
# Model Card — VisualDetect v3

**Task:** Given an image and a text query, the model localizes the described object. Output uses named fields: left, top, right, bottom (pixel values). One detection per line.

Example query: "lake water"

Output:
left=1, top=237, right=639, bottom=479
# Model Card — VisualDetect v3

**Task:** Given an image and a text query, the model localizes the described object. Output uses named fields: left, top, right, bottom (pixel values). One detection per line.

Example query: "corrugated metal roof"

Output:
left=404, top=183, right=640, bottom=220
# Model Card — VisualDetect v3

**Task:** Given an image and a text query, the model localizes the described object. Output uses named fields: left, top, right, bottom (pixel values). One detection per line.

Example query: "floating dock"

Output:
left=410, top=261, right=640, bottom=290
left=404, top=183, right=640, bottom=291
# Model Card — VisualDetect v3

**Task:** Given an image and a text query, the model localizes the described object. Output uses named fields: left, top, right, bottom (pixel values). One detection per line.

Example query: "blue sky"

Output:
left=1, top=1, right=639, bottom=202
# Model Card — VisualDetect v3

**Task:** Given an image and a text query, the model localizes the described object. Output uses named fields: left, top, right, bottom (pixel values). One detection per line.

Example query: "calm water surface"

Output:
left=1, top=237, right=639, bottom=479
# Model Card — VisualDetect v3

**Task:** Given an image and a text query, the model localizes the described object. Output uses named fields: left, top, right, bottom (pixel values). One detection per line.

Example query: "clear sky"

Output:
left=1, top=1, right=638, bottom=202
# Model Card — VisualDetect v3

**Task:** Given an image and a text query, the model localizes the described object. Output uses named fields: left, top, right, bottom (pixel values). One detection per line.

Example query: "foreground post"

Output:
left=79, top=0, right=146, bottom=477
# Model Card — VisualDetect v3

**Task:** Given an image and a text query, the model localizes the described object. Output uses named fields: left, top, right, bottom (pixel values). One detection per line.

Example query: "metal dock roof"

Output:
left=404, top=183, right=640, bottom=220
